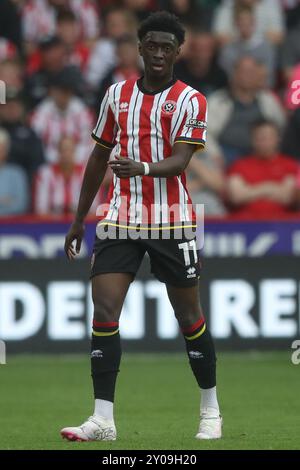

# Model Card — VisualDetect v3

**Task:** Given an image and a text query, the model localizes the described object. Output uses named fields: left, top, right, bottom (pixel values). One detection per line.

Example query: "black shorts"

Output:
left=90, top=230, right=201, bottom=287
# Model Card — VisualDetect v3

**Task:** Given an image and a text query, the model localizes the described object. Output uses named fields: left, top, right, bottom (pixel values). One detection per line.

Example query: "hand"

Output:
left=108, top=156, right=144, bottom=178
left=64, top=220, right=85, bottom=260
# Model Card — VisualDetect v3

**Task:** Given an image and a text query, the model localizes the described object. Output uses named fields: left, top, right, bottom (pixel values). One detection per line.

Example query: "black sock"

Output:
left=91, top=321, right=121, bottom=402
left=181, top=318, right=216, bottom=389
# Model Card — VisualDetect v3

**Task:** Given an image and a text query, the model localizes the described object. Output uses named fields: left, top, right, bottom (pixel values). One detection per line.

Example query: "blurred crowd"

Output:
left=1, top=0, right=300, bottom=219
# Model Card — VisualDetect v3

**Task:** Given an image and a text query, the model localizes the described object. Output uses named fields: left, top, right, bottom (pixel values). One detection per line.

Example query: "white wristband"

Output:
left=142, top=162, right=150, bottom=175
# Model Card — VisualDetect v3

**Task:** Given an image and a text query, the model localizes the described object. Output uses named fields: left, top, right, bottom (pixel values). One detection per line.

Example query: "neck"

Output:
left=61, top=162, right=74, bottom=176
left=233, top=87, right=256, bottom=104
left=142, top=71, right=173, bottom=93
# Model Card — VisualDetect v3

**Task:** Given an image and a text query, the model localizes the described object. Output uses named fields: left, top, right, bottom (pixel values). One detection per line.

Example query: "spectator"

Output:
left=22, top=0, right=99, bottom=54
left=0, top=88, right=45, bottom=184
left=33, top=136, right=103, bottom=215
left=97, top=34, right=142, bottom=105
left=187, top=151, right=226, bottom=216
left=213, top=0, right=285, bottom=46
left=207, top=56, right=286, bottom=166
left=219, top=6, right=276, bottom=86
left=25, top=36, right=84, bottom=108
left=227, top=120, right=298, bottom=219
left=0, top=128, right=29, bottom=216
left=86, top=6, right=138, bottom=90
left=30, top=67, right=93, bottom=163
left=33, top=136, right=83, bottom=215
left=56, top=8, right=91, bottom=73
left=174, top=31, right=228, bottom=97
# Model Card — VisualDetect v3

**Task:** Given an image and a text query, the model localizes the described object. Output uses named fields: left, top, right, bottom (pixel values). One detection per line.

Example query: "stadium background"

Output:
left=0, top=0, right=300, bottom=450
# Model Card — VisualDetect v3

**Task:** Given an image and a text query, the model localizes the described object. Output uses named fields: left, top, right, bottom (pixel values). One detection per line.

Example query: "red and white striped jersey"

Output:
left=22, top=0, right=99, bottom=43
left=31, top=97, right=94, bottom=164
left=33, top=163, right=103, bottom=215
left=92, top=78, right=208, bottom=226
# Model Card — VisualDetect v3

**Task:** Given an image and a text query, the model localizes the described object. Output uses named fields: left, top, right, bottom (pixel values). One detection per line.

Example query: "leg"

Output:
left=166, top=282, right=222, bottom=439
left=166, top=282, right=216, bottom=390
left=91, top=273, right=133, bottom=414
left=61, top=272, right=133, bottom=442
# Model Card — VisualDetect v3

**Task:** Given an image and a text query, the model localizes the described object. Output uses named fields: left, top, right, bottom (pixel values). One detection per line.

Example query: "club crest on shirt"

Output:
left=162, top=100, right=177, bottom=114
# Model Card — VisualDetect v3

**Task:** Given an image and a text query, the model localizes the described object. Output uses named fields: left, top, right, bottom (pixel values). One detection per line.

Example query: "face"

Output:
left=42, top=44, right=66, bottom=72
left=189, top=33, right=216, bottom=64
left=236, top=11, right=255, bottom=39
left=0, top=100, right=23, bottom=123
left=252, top=125, right=279, bottom=157
left=0, top=62, right=23, bottom=90
left=117, top=42, right=139, bottom=68
left=139, top=31, right=180, bottom=79
left=106, top=11, right=133, bottom=39
left=57, top=20, right=80, bottom=46
left=232, top=57, right=259, bottom=92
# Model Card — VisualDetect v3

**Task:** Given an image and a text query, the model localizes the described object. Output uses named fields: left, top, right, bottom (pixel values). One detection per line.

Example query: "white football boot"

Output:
left=195, top=407, right=222, bottom=440
left=61, top=415, right=116, bottom=442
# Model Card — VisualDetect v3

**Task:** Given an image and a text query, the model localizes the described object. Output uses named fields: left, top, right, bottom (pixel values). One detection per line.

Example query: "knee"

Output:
left=93, top=296, right=119, bottom=323
left=174, top=308, right=203, bottom=329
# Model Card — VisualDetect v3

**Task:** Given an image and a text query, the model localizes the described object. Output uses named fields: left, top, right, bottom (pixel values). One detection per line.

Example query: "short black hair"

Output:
left=116, top=34, right=137, bottom=48
left=57, top=8, right=77, bottom=24
left=138, top=11, right=185, bottom=46
left=251, top=119, right=279, bottom=133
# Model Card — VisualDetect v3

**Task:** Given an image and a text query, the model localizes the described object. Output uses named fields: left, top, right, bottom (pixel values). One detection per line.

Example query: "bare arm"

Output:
left=227, top=175, right=273, bottom=205
left=262, top=177, right=296, bottom=205
left=108, top=142, right=197, bottom=178
left=227, top=175, right=296, bottom=206
left=64, top=143, right=111, bottom=259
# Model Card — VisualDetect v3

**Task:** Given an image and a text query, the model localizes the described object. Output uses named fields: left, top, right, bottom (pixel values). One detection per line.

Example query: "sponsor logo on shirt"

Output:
left=162, top=100, right=177, bottom=114
left=186, top=119, right=207, bottom=129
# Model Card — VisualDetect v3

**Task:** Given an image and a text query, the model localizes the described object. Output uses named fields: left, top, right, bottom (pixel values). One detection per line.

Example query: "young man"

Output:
left=61, top=11, right=222, bottom=442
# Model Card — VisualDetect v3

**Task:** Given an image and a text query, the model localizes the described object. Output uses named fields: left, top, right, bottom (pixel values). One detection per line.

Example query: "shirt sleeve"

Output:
left=174, top=93, right=208, bottom=150
left=91, top=88, right=116, bottom=149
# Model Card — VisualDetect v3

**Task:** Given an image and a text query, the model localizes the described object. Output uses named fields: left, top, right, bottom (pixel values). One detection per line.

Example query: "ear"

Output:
left=176, top=47, right=181, bottom=58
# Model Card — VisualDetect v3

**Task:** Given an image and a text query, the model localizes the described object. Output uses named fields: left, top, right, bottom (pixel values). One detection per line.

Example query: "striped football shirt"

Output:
left=92, top=77, right=207, bottom=227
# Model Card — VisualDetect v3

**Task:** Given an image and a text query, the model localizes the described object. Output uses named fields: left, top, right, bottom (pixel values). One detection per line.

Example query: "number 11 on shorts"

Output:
left=178, top=240, right=198, bottom=266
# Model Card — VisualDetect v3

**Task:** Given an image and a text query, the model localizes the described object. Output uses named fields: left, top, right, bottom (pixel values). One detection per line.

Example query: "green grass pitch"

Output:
left=0, top=352, right=299, bottom=450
